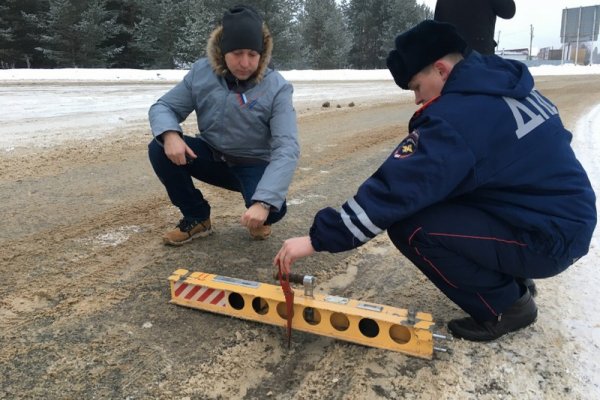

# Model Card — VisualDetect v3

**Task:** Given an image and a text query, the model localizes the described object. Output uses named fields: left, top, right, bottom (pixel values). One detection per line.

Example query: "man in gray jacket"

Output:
left=148, top=5, right=299, bottom=245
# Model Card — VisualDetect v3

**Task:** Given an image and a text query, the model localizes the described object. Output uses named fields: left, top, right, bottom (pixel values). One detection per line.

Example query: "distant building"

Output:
left=538, top=47, right=563, bottom=61
left=495, top=48, right=530, bottom=61
left=537, top=43, right=599, bottom=65
left=561, top=42, right=599, bottom=65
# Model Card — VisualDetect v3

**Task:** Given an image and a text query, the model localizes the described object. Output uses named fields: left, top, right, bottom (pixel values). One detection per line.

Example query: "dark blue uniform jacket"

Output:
left=310, top=52, right=596, bottom=264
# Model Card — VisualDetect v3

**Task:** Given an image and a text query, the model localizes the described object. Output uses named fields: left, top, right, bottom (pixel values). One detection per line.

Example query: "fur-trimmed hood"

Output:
left=206, top=24, right=273, bottom=83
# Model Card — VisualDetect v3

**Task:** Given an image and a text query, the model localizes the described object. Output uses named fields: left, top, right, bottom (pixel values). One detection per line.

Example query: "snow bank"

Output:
left=1, top=64, right=600, bottom=82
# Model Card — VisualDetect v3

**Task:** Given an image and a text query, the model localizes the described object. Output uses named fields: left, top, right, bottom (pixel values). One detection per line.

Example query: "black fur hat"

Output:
left=221, top=5, right=264, bottom=54
left=386, top=20, right=467, bottom=89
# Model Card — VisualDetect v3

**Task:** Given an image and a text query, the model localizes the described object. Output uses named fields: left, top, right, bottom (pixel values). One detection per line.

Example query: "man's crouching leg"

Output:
left=387, top=203, right=543, bottom=342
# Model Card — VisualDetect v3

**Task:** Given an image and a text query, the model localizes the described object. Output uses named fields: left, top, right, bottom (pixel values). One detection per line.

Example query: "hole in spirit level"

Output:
left=359, top=318, right=380, bottom=338
left=229, top=292, right=244, bottom=310
left=252, top=297, right=269, bottom=315
left=303, top=307, right=321, bottom=325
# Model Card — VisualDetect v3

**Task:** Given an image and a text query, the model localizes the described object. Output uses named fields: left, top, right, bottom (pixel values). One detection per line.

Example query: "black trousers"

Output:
left=148, top=137, right=287, bottom=224
left=387, top=202, right=568, bottom=321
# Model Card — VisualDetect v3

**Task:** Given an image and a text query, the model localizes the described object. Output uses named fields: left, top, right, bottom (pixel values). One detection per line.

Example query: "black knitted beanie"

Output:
left=221, top=5, right=264, bottom=54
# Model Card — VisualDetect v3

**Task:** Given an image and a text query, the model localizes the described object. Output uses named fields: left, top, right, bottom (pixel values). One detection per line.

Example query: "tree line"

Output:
left=0, top=0, right=431, bottom=70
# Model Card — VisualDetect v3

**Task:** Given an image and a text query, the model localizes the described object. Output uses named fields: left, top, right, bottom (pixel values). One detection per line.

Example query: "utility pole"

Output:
left=529, top=25, right=534, bottom=60
left=561, top=8, right=567, bottom=64
left=591, top=6, right=597, bottom=66
left=576, top=7, right=582, bottom=65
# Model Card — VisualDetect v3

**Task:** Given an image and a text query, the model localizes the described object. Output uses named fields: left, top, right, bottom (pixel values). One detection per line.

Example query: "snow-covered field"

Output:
left=2, top=64, right=599, bottom=151
left=2, top=64, right=600, bottom=82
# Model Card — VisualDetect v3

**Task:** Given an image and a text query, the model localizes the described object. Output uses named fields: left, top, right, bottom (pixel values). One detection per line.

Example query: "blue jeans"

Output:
left=148, top=136, right=287, bottom=225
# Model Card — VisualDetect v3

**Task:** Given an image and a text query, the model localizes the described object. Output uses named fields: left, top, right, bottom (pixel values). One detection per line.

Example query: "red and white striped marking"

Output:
left=173, top=282, right=227, bottom=307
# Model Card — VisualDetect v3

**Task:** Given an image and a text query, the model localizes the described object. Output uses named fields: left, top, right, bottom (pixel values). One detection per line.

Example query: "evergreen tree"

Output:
left=345, top=0, right=387, bottom=68
left=130, top=0, right=185, bottom=68
left=1, top=0, right=50, bottom=68
left=0, top=4, right=13, bottom=42
left=105, top=0, right=144, bottom=68
left=345, top=0, right=428, bottom=69
left=31, top=0, right=122, bottom=67
left=300, top=0, right=351, bottom=69
left=1, top=0, right=433, bottom=70
left=77, top=0, right=123, bottom=65
left=380, top=1, right=431, bottom=64
left=420, top=3, right=434, bottom=20
left=0, top=4, right=14, bottom=67
left=175, top=0, right=220, bottom=67
left=248, top=0, right=303, bottom=69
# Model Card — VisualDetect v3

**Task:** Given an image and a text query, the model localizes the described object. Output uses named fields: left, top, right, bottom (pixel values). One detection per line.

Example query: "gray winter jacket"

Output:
left=149, top=24, right=299, bottom=211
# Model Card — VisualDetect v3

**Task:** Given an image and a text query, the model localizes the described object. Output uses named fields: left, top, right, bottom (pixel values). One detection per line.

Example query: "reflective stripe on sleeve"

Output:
left=340, top=208, right=369, bottom=243
left=347, top=198, right=383, bottom=236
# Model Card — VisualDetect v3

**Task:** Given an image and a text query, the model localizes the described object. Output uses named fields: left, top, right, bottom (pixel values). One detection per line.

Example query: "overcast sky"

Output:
left=417, top=0, right=600, bottom=51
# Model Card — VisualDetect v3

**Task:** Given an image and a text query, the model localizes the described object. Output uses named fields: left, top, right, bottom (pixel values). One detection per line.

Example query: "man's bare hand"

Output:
left=162, top=131, right=197, bottom=165
left=274, top=236, right=315, bottom=274
left=240, top=203, right=269, bottom=229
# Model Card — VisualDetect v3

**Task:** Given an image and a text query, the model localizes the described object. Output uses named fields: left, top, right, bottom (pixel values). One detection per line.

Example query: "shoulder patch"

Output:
left=393, top=130, right=419, bottom=159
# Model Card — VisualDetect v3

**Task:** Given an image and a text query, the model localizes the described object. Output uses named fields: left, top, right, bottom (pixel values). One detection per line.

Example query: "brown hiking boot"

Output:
left=248, top=224, right=271, bottom=240
left=163, top=218, right=212, bottom=246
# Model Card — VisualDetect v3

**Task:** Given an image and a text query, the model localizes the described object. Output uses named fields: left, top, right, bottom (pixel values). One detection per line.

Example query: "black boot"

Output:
left=447, top=289, right=537, bottom=342
left=517, top=277, right=537, bottom=297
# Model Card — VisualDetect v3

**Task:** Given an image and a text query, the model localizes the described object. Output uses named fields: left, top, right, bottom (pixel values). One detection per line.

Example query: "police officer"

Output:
left=274, top=21, right=596, bottom=342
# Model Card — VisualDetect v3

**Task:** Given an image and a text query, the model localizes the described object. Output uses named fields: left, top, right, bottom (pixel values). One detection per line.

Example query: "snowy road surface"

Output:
left=0, top=80, right=405, bottom=151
